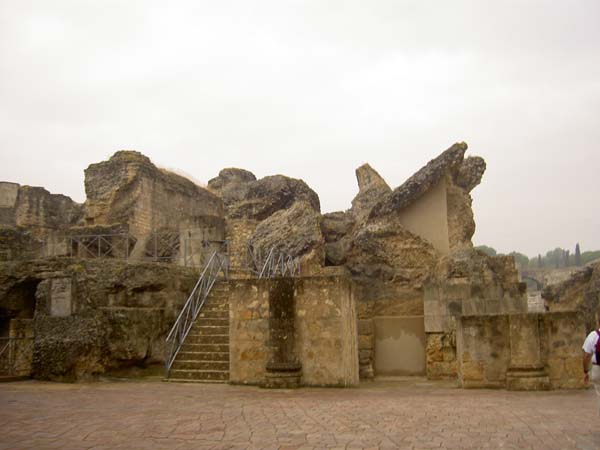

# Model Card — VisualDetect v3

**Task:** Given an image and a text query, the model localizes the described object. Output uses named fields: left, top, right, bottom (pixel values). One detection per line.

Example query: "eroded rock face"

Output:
left=321, top=211, right=355, bottom=243
left=370, top=142, right=468, bottom=219
left=207, top=168, right=257, bottom=206
left=446, top=182, right=476, bottom=251
left=227, top=175, right=320, bottom=221
left=543, top=261, right=600, bottom=331
left=345, top=215, right=438, bottom=285
left=0, top=182, right=83, bottom=237
left=0, top=258, right=198, bottom=381
left=351, top=164, right=391, bottom=223
left=84, top=151, right=223, bottom=234
left=454, top=156, right=486, bottom=193
left=248, top=201, right=324, bottom=263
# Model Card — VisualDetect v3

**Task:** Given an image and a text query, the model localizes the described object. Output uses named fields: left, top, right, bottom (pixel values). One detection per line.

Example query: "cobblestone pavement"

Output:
left=1, top=378, right=600, bottom=450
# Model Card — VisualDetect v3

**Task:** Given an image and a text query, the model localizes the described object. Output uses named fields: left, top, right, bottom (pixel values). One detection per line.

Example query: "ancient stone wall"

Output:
left=295, top=275, right=359, bottom=386
left=226, top=219, right=259, bottom=271
left=0, top=182, right=83, bottom=261
left=542, top=261, right=600, bottom=332
left=229, top=275, right=359, bottom=387
left=83, top=151, right=224, bottom=258
left=0, top=182, right=83, bottom=236
left=424, top=251, right=528, bottom=379
left=0, top=258, right=198, bottom=381
left=457, top=311, right=584, bottom=389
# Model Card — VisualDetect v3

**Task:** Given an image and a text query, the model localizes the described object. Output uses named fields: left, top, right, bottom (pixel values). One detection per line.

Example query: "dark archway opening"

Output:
left=0, top=279, right=40, bottom=337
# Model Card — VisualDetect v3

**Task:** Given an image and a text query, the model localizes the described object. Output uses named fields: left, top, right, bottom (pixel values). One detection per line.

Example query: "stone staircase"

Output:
left=167, top=281, right=230, bottom=383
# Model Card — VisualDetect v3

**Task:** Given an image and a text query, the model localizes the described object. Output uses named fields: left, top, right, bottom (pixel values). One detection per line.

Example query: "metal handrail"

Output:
left=164, top=251, right=229, bottom=373
left=258, top=247, right=301, bottom=279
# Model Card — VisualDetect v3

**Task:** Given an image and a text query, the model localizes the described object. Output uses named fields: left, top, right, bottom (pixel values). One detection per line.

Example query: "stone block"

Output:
left=423, top=284, right=440, bottom=302
left=358, top=319, right=373, bottom=336
left=424, top=315, right=443, bottom=333
left=546, top=356, right=566, bottom=381
left=358, top=335, right=372, bottom=350
left=0, top=182, right=19, bottom=208
left=424, top=299, right=445, bottom=316
left=444, top=282, right=471, bottom=301
left=460, top=360, right=484, bottom=381
left=484, top=300, right=501, bottom=314
left=442, top=315, right=457, bottom=332
left=49, top=278, right=72, bottom=317
left=446, top=300, right=462, bottom=316
left=462, top=299, right=483, bottom=315
left=564, top=356, right=583, bottom=378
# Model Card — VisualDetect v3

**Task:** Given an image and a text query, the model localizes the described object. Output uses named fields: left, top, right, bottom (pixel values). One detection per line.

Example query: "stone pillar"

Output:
left=506, top=314, right=550, bottom=390
left=263, top=278, right=302, bottom=388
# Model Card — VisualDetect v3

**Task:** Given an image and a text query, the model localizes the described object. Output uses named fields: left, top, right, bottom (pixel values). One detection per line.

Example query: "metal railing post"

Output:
left=184, top=239, right=188, bottom=267
left=154, top=232, right=158, bottom=262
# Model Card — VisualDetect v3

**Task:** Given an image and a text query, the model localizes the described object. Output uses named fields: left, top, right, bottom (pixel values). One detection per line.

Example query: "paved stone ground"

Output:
left=1, top=378, right=600, bottom=450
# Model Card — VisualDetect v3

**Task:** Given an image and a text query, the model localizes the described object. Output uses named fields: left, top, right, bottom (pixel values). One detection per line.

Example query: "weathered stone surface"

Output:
left=0, top=182, right=83, bottom=239
left=345, top=215, right=438, bottom=284
left=248, top=201, right=324, bottom=261
left=454, top=156, right=486, bottom=193
left=229, top=276, right=359, bottom=387
left=207, top=168, right=257, bottom=206
left=83, top=151, right=223, bottom=238
left=0, top=258, right=197, bottom=380
left=446, top=182, right=475, bottom=251
left=227, top=175, right=320, bottom=221
left=320, top=211, right=355, bottom=243
left=457, top=311, right=583, bottom=389
left=370, top=142, right=468, bottom=219
left=542, top=261, right=600, bottom=331
left=351, top=164, right=391, bottom=223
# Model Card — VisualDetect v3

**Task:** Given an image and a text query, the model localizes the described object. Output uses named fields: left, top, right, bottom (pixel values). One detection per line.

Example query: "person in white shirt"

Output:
left=582, top=324, right=600, bottom=385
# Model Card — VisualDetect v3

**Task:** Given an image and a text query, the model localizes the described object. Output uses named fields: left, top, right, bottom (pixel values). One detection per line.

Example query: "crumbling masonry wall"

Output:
left=457, top=312, right=584, bottom=389
left=229, top=275, right=359, bottom=387
left=0, top=258, right=197, bottom=381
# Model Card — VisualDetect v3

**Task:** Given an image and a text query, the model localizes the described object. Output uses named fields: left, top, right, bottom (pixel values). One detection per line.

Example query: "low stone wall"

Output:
left=541, top=311, right=585, bottom=389
left=229, top=275, right=359, bottom=387
left=457, top=312, right=585, bottom=389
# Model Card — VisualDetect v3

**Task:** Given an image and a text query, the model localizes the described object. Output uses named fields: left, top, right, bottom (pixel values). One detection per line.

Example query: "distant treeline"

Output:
left=475, top=243, right=600, bottom=269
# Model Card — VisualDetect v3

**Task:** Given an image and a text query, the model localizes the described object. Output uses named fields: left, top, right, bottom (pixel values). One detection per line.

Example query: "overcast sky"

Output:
left=0, top=1, right=598, bottom=257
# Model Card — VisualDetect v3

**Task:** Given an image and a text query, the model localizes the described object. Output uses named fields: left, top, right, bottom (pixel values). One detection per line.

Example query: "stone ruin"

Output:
left=1, top=143, right=597, bottom=389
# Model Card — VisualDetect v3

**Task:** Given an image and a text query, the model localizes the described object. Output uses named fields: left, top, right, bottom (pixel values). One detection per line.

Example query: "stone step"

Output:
left=165, top=378, right=227, bottom=384
left=183, top=334, right=229, bottom=345
left=203, top=297, right=229, bottom=304
left=199, top=312, right=228, bottom=318
left=198, top=310, right=228, bottom=319
left=171, top=360, right=229, bottom=371
left=169, top=369, right=229, bottom=381
left=194, top=318, right=229, bottom=327
left=208, top=290, right=229, bottom=297
left=200, top=303, right=229, bottom=312
left=205, top=287, right=227, bottom=293
left=180, top=343, right=229, bottom=353
left=188, top=326, right=229, bottom=336
left=176, top=351, right=229, bottom=361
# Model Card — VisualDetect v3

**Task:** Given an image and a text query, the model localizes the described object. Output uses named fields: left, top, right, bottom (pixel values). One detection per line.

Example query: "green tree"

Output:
left=475, top=245, right=497, bottom=256
left=509, top=251, right=529, bottom=269
left=537, top=254, right=543, bottom=268
left=575, top=243, right=582, bottom=266
left=581, top=250, right=600, bottom=265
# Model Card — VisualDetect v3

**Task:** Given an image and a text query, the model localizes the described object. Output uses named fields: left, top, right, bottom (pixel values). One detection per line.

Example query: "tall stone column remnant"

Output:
left=263, top=278, right=302, bottom=388
left=506, top=314, right=550, bottom=390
